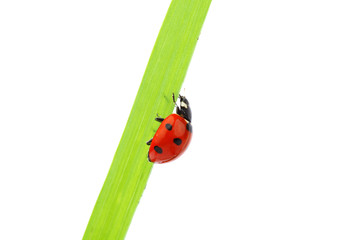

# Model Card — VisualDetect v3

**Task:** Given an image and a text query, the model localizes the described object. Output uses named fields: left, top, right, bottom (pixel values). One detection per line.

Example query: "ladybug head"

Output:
left=176, top=94, right=192, bottom=122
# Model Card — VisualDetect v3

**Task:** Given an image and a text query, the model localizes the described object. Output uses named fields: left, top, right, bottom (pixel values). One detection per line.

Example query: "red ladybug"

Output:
left=147, top=94, right=192, bottom=164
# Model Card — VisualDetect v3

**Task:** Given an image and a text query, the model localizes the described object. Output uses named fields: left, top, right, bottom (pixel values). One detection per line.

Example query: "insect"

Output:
left=147, top=94, right=192, bottom=164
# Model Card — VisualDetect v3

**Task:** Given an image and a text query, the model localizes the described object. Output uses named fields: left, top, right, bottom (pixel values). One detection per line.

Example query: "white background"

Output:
left=1, top=0, right=360, bottom=239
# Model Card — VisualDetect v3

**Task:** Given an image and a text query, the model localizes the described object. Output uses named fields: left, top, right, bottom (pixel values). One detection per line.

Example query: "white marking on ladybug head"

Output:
left=180, top=101, right=188, bottom=109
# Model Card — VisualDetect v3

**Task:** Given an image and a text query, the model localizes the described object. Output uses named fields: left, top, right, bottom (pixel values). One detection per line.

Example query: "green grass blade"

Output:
left=83, top=0, right=212, bottom=239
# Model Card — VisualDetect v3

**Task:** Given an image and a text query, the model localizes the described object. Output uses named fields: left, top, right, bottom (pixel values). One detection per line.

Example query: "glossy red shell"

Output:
left=148, top=114, right=192, bottom=164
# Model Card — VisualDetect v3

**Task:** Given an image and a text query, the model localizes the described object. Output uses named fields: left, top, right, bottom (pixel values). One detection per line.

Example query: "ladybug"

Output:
left=147, top=94, right=192, bottom=164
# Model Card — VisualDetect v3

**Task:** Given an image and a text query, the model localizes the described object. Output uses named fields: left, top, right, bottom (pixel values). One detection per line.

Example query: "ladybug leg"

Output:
left=155, top=117, right=164, bottom=122
left=146, top=138, right=152, bottom=145
left=172, top=93, right=179, bottom=106
left=155, top=113, right=164, bottom=122
left=172, top=93, right=180, bottom=112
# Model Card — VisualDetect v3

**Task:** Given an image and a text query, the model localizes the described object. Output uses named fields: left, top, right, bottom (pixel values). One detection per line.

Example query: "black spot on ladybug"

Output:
left=165, top=123, right=172, bottom=130
left=154, top=146, right=163, bottom=154
left=186, top=123, right=192, bottom=133
left=173, top=138, right=182, bottom=145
